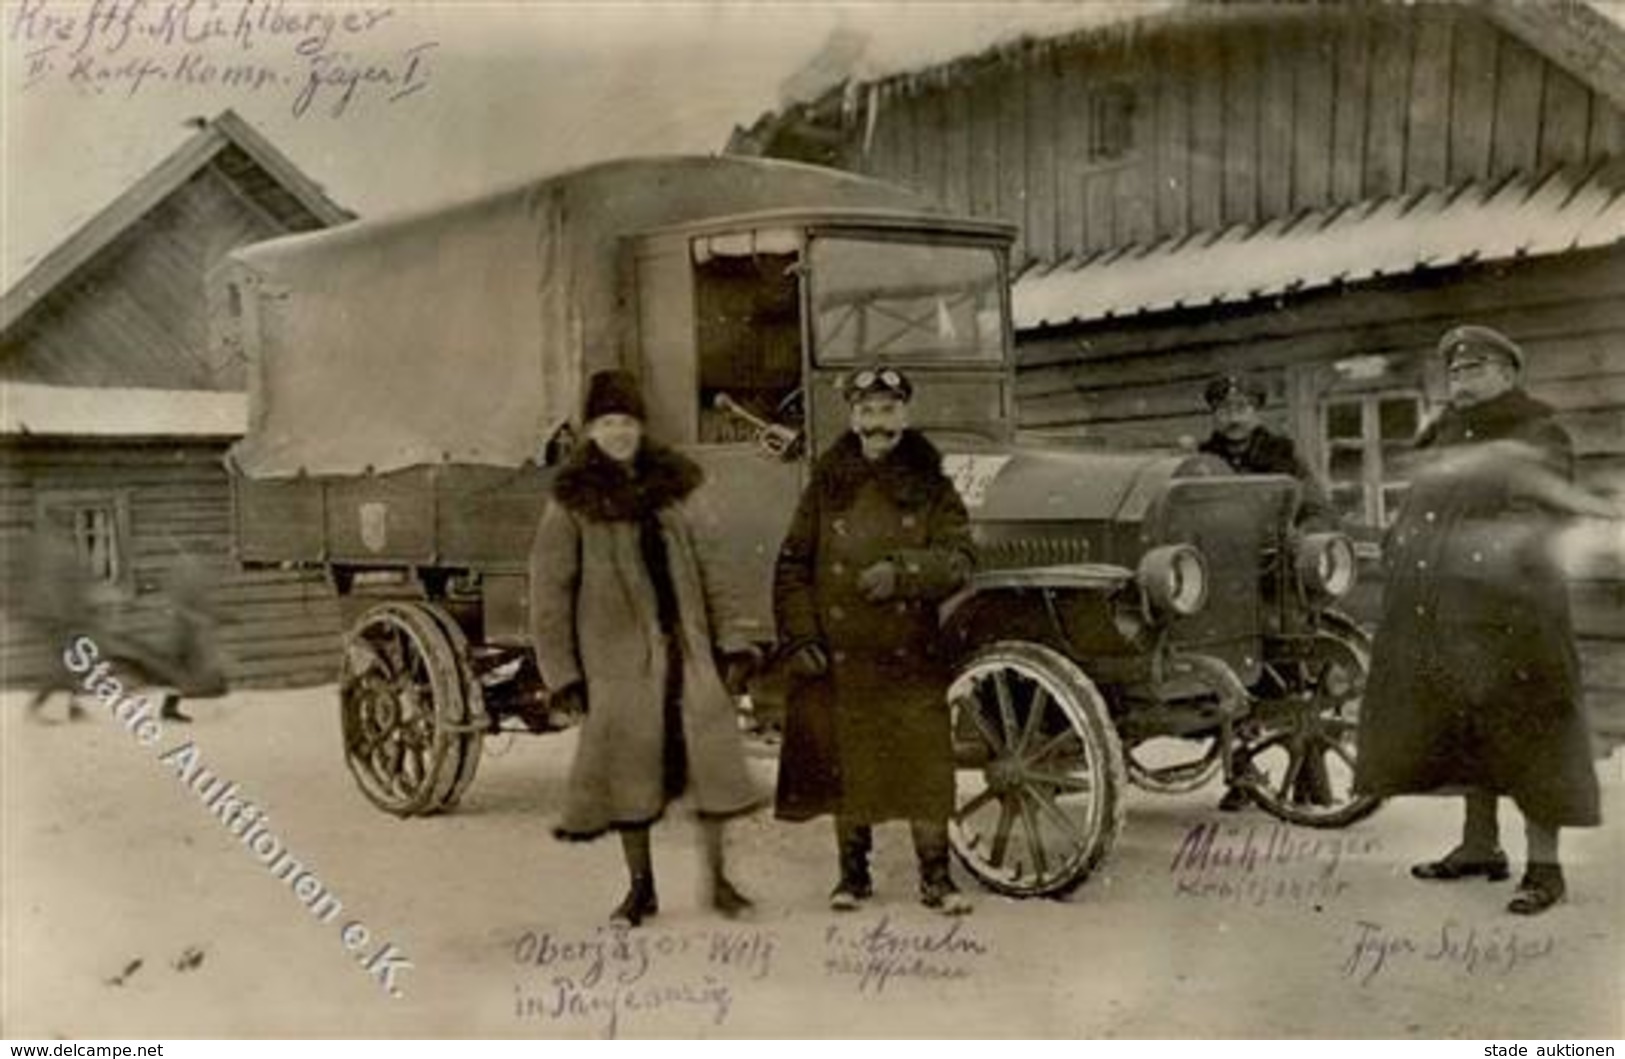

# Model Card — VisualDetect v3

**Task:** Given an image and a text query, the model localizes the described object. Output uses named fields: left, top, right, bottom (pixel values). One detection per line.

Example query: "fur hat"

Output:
left=1438, top=325, right=1525, bottom=375
left=583, top=369, right=646, bottom=422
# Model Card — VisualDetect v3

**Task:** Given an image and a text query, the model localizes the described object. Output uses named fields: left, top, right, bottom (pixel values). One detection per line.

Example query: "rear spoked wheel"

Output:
left=340, top=601, right=482, bottom=816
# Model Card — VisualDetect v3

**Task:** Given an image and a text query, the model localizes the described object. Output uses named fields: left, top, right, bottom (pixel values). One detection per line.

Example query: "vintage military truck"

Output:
left=224, top=155, right=1375, bottom=898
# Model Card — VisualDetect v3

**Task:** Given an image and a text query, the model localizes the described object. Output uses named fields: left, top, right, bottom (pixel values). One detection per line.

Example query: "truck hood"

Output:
left=928, top=433, right=1231, bottom=524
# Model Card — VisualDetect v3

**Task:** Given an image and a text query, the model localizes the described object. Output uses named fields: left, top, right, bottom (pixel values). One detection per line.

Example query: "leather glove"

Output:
left=550, top=681, right=587, bottom=719
left=718, top=646, right=762, bottom=696
left=787, top=642, right=829, bottom=678
left=857, top=560, right=899, bottom=602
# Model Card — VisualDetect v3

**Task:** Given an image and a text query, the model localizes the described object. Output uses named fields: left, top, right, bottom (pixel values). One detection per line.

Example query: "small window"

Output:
left=1319, top=392, right=1426, bottom=528
left=1088, top=84, right=1137, bottom=164
left=36, top=491, right=132, bottom=591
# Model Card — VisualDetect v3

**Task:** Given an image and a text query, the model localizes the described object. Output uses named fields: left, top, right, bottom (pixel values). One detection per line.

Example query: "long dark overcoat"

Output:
left=1354, top=389, right=1600, bottom=826
left=772, top=430, right=974, bottom=824
left=530, top=442, right=764, bottom=838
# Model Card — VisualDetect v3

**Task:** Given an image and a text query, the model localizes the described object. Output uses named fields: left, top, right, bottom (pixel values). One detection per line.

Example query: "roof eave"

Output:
left=0, top=109, right=350, bottom=338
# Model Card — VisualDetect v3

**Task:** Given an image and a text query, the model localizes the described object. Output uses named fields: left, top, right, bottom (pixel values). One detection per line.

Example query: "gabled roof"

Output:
left=1, top=110, right=351, bottom=337
left=1014, top=161, right=1625, bottom=330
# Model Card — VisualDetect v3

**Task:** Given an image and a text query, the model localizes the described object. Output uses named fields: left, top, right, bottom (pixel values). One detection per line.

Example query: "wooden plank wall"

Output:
left=848, top=5, right=1625, bottom=267
left=1, top=163, right=287, bottom=390
left=0, top=441, right=340, bottom=690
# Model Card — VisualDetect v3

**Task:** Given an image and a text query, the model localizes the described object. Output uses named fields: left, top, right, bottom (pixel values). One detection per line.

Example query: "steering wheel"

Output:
left=775, top=387, right=805, bottom=423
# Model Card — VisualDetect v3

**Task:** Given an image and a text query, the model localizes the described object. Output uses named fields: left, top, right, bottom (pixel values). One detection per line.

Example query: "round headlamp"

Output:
left=1295, top=532, right=1358, bottom=599
left=1137, top=544, right=1208, bottom=617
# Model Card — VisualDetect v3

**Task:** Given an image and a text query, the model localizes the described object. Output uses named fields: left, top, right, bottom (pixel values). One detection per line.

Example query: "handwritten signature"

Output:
left=823, top=913, right=988, bottom=994
left=1341, top=919, right=1556, bottom=986
left=511, top=925, right=772, bottom=1037
left=9, top=0, right=436, bottom=118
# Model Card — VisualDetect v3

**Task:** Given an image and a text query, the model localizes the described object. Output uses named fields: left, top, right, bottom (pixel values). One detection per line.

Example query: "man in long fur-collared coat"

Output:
left=773, top=367, right=976, bottom=915
left=530, top=369, right=764, bottom=927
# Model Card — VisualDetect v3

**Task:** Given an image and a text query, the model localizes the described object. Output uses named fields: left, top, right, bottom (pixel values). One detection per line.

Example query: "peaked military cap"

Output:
left=1438, top=325, right=1525, bottom=374
left=1203, top=374, right=1268, bottom=410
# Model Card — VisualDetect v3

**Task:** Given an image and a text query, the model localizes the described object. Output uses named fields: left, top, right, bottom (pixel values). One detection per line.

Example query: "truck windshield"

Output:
left=809, top=237, right=1005, bottom=365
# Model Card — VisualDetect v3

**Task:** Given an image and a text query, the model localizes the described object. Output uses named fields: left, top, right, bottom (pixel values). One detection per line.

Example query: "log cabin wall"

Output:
left=0, top=438, right=340, bottom=690
left=815, top=4, right=1625, bottom=266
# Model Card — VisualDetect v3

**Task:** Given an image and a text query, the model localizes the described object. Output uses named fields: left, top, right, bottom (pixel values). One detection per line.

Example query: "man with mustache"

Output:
left=772, top=367, right=976, bottom=915
left=1199, top=373, right=1335, bottom=530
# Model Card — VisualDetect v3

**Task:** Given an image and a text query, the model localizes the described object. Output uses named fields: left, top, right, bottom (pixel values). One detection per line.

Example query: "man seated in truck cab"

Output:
left=1200, top=374, right=1336, bottom=530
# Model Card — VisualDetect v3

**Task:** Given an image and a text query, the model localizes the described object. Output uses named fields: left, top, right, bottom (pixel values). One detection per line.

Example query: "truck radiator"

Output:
left=976, top=537, right=1093, bottom=570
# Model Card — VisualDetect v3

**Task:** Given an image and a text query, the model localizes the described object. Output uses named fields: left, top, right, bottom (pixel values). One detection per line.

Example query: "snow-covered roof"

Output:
left=1014, top=163, right=1625, bottom=330
left=0, top=383, right=247, bottom=439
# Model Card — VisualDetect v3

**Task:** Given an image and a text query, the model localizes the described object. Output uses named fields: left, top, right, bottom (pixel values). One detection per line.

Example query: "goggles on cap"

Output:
left=851, top=368, right=904, bottom=390
left=844, top=367, right=911, bottom=401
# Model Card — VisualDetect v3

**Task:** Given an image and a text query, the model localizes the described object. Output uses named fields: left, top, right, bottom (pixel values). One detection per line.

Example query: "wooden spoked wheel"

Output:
left=340, top=601, right=483, bottom=816
left=946, top=642, right=1126, bottom=898
left=1234, top=624, right=1382, bottom=829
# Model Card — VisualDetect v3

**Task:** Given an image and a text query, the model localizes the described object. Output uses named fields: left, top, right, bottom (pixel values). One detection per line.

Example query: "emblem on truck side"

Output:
left=942, top=454, right=1011, bottom=509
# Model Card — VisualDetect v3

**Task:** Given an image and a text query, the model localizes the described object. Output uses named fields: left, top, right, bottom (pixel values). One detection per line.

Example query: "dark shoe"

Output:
left=609, top=881, right=659, bottom=928
left=1508, top=864, right=1565, bottom=916
left=1410, top=847, right=1510, bottom=882
left=160, top=699, right=194, bottom=724
left=920, top=877, right=972, bottom=916
left=1217, top=785, right=1251, bottom=812
left=828, top=876, right=873, bottom=912
left=710, top=876, right=755, bottom=920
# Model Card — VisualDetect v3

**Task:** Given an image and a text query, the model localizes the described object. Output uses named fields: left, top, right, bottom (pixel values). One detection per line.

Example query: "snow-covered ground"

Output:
left=3, top=684, right=1620, bottom=1038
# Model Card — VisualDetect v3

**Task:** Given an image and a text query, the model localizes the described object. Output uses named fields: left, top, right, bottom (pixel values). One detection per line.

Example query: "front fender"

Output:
left=939, top=563, right=1144, bottom=662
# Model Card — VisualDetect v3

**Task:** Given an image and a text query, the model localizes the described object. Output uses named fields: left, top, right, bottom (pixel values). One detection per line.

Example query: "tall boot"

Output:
left=610, top=825, right=659, bottom=928
left=912, top=818, right=971, bottom=916
left=829, top=818, right=873, bottom=910
left=700, top=817, right=753, bottom=919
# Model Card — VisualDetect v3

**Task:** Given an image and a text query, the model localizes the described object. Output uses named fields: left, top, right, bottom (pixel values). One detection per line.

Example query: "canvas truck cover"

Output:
left=225, top=155, right=929, bottom=479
